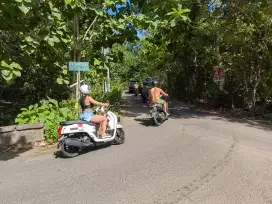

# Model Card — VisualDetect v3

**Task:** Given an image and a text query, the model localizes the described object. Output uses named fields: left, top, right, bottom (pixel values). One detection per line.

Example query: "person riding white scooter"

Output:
left=79, top=84, right=109, bottom=137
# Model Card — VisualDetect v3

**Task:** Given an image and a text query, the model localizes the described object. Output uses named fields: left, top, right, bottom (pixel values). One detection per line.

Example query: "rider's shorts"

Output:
left=156, top=98, right=164, bottom=105
left=80, top=110, right=94, bottom=122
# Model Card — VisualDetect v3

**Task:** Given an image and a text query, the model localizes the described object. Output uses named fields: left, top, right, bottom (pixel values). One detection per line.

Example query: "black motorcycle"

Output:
left=149, top=95, right=169, bottom=126
left=141, top=84, right=149, bottom=103
left=134, top=87, right=139, bottom=96
left=141, top=92, right=148, bottom=103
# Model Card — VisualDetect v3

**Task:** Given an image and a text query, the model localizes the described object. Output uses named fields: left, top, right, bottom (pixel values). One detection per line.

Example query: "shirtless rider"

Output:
left=149, top=80, right=170, bottom=117
left=134, top=82, right=139, bottom=89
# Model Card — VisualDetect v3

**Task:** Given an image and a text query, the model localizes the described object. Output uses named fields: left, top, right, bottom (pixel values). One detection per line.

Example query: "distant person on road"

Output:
left=149, top=80, right=169, bottom=116
left=134, top=82, right=139, bottom=89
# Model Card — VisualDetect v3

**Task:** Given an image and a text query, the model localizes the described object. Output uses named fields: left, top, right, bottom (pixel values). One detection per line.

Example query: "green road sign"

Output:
left=68, top=61, right=89, bottom=71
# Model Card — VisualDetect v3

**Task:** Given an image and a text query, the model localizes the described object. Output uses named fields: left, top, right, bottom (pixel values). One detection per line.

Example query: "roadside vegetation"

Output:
left=1, top=0, right=271, bottom=143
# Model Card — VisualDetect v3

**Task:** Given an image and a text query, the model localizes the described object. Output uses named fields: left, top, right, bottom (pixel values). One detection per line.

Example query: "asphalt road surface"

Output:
left=0, top=93, right=272, bottom=204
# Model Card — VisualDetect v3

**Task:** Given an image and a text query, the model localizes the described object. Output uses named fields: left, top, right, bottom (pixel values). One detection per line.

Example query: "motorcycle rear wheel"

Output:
left=153, top=112, right=166, bottom=126
left=153, top=117, right=160, bottom=126
left=153, top=113, right=162, bottom=126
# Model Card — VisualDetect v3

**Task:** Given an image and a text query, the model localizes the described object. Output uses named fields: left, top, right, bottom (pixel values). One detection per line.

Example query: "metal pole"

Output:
left=102, top=47, right=111, bottom=92
left=72, top=14, right=77, bottom=98
left=77, top=71, right=80, bottom=101
left=104, top=81, right=107, bottom=93
left=102, top=47, right=107, bottom=93
left=74, top=14, right=79, bottom=102
left=74, top=13, right=81, bottom=117
left=107, top=67, right=110, bottom=91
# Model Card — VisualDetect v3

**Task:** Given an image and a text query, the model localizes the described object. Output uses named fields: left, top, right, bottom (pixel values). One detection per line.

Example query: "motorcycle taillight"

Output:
left=78, top=123, right=83, bottom=127
left=57, top=127, right=62, bottom=135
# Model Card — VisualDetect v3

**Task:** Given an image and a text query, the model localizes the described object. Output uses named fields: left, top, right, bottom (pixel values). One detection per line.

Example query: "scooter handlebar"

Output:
left=161, top=95, right=170, bottom=101
left=95, top=104, right=113, bottom=112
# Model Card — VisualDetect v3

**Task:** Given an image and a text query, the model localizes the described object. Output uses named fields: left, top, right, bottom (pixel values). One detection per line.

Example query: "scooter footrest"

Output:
left=98, top=134, right=111, bottom=139
left=106, top=129, right=114, bottom=135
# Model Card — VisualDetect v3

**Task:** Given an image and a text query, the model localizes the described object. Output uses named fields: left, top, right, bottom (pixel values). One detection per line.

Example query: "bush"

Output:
left=15, top=98, right=78, bottom=144
left=103, top=84, right=123, bottom=114
left=86, top=82, right=123, bottom=115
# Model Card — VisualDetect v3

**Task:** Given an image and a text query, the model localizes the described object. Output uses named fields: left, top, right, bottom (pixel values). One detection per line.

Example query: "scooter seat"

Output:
left=60, top=120, right=89, bottom=126
left=150, top=103, right=163, bottom=109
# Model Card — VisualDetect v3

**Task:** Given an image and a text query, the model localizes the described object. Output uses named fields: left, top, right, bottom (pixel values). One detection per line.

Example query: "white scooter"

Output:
left=57, top=106, right=125, bottom=158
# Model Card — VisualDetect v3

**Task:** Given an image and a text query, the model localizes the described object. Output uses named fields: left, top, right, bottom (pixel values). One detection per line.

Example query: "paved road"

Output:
left=1, top=93, right=272, bottom=204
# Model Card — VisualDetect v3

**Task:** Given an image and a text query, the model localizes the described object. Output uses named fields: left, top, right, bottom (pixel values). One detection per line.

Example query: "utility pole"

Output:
left=102, top=47, right=106, bottom=93
left=72, top=14, right=76, bottom=98
left=105, top=47, right=110, bottom=92
left=214, top=0, right=225, bottom=91
left=107, top=66, right=110, bottom=91
left=73, top=13, right=81, bottom=116
left=102, top=47, right=111, bottom=92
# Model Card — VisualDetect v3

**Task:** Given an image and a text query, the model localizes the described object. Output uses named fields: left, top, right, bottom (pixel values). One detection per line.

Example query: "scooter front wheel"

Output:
left=113, top=128, right=125, bottom=145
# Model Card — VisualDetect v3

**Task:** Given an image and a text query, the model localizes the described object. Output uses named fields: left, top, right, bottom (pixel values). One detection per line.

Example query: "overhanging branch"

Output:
left=82, top=16, right=98, bottom=42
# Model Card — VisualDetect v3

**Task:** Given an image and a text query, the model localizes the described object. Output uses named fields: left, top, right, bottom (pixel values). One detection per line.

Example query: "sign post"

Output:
left=68, top=62, right=89, bottom=105
left=213, top=65, right=225, bottom=91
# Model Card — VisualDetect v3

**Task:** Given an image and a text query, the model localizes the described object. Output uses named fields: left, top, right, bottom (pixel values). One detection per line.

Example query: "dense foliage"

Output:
left=128, top=0, right=272, bottom=113
left=0, top=0, right=140, bottom=142
left=1, top=0, right=272, bottom=142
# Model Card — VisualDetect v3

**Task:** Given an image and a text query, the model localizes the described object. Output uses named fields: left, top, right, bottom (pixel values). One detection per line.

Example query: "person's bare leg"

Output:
left=91, top=115, right=108, bottom=136
left=163, top=100, right=167, bottom=113
left=163, top=100, right=169, bottom=117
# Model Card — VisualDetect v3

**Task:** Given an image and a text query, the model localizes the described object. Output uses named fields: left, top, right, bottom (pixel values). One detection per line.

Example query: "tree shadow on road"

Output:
left=121, top=93, right=272, bottom=132
left=120, top=94, right=149, bottom=118
left=168, top=104, right=272, bottom=132
left=53, top=143, right=112, bottom=159
left=134, top=118, right=155, bottom=127
left=0, top=136, right=33, bottom=161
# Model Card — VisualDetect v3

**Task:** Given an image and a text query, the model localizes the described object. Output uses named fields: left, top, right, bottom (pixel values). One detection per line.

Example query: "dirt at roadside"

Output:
left=0, top=143, right=58, bottom=161
left=20, top=144, right=58, bottom=157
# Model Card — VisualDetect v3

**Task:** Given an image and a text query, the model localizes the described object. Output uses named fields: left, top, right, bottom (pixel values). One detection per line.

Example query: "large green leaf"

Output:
left=52, top=11, right=61, bottom=20
left=18, top=3, right=30, bottom=14
left=2, top=70, right=11, bottom=77
left=57, top=77, right=63, bottom=84
left=53, top=36, right=60, bottom=43
left=94, top=58, right=102, bottom=66
left=48, top=38, right=55, bottom=46
left=13, top=70, right=21, bottom=77
left=10, top=62, right=22, bottom=70
left=25, top=36, right=33, bottom=42
left=1, top=61, right=9, bottom=68
left=64, top=0, right=72, bottom=4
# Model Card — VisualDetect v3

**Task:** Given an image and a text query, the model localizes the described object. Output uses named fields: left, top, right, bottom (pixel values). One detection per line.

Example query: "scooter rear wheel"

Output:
left=60, top=142, right=80, bottom=158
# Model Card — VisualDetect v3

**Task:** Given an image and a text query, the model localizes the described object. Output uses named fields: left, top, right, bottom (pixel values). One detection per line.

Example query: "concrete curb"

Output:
left=0, top=123, right=44, bottom=148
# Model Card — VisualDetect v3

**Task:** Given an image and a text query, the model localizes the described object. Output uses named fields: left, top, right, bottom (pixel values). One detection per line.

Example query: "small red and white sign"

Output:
left=213, top=66, right=225, bottom=82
